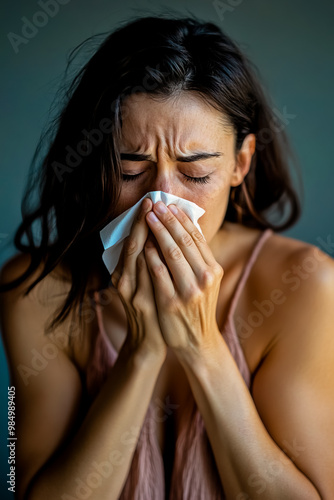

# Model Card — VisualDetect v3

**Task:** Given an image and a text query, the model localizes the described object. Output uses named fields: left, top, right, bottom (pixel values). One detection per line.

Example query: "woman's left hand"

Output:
left=144, top=201, right=224, bottom=360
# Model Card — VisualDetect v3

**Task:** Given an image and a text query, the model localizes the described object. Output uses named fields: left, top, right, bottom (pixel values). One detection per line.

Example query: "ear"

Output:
left=230, top=133, right=256, bottom=187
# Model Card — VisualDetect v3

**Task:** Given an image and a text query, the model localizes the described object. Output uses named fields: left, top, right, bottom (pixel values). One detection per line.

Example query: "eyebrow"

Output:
left=119, top=152, right=223, bottom=162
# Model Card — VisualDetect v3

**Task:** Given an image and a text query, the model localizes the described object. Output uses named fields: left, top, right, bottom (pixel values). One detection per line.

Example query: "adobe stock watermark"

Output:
left=52, top=118, right=113, bottom=183
left=316, top=233, right=334, bottom=257
left=16, top=287, right=120, bottom=386
left=256, top=106, right=296, bottom=152
left=61, top=395, right=179, bottom=500
left=16, top=325, right=80, bottom=386
left=61, top=447, right=125, bottom=500
left=213, top=0, right=244, bottom=22
left=7, top=0, right=71, bottom=54
left=52, top=61, right=169, bottom=183
left=17, top=275, right=161, bottom=384
left=236, top=241, right=329, bottom=343
left=53, top=101, right=296, bottom=183
left=236, top=438, right=306, bottom=498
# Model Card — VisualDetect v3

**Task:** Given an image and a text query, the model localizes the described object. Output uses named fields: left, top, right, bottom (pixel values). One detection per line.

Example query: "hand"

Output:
left=111, top=198, right=167, bottom=362
left=144, top=201, right=224, bottom=360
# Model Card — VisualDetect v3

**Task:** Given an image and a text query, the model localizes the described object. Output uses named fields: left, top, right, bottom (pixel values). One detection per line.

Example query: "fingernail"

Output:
left=147, top=211, right=159, bottom=223
left=155, top=201, right=168, bottom=214
left=142, top=197, right=151, bottom=211
left=169, top=204, right=178, bottom=215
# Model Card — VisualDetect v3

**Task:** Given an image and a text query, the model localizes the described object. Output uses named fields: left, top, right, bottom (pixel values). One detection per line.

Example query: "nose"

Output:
left=149, top=167, right=177, bottom=194
left=151, top=174, right=171, bottom=193
left=146, top=159, right=185, bottom=198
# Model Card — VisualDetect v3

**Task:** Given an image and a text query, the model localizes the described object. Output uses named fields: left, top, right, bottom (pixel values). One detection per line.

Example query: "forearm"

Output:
left=27, top=343, right=164, bottom=500
left=176, top=337, right=321, bottom=500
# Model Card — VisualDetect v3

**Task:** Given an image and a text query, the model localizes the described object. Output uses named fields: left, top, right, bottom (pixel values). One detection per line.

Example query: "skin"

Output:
left=1, top=91, right=334, bottom=499
left=113, top=91, right=254, bottom=241
left=111, top=91, right=255, bottom=360
left=111, top=93, right=334, bottom=498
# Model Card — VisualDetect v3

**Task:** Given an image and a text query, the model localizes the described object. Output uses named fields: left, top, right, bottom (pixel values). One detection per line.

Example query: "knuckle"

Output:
left=136, top=252, right=147, bottom=271
left=179, top=232, right=193, bottom=248
left=214, top=264, right=224, bottom=279
left=133, top=293, right=156, bottom=316
left=154, top=220, right=164, bottom=232
left=125, top=236, right=138, bottom=256
left=117, top=274, right=132, bottom=296
left=201, top=269, right=215, bottom=286
left=168, top=245, right=183, bottom=261
left=132, top=294, right=146, bottom=313
left=191, top=230, right=205, bottom=244
left=151, top=262, right=167, bottom=278
left=116, top=274, right=126, bottom=291
left=184, top=283, right=202, bottom=302
left=200, top=265, right=223, bottom=287
left=164, top=212, right=175, bottom=224
left=176, top=209, right=186, bottom=221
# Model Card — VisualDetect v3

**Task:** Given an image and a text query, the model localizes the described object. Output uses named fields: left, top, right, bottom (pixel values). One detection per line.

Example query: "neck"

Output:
left=209, top=221, right=263, bottom=271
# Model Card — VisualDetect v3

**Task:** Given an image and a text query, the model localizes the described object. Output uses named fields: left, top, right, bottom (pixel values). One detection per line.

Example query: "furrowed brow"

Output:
left=176, top=152, right=223, bottom=162
left=120, top=152, right=223, bottom=162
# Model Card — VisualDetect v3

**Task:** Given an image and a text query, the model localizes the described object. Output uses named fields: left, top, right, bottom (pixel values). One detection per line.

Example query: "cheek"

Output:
left=111, top=189, right=144, bottom=219
left=196, top=184, right=231, bottom=239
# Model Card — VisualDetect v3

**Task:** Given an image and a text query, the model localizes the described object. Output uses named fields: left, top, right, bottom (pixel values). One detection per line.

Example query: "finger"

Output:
left=146, top=201, right=207, bottom=279
left=167, top=203, right=218, bottom=268
left=135, top=251, right=168, bottom=354
left=119, top=197, right=153, bottom=285
left=111, top=246, right=125, bottom=287
left=135, top=250, right=157, bottom=312
left=144, top=237, right=175, bottom=300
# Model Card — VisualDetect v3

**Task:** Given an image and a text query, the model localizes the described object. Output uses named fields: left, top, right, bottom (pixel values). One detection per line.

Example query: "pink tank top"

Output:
left=86, top=228, right=273, bottom=499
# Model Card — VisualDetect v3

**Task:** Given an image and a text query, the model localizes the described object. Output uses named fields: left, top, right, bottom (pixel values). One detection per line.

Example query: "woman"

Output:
left=1, top=15, right=333, bottom=500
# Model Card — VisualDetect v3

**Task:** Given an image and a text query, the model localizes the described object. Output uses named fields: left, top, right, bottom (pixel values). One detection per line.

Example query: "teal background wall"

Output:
left=0, top=0, right=333, bottom=496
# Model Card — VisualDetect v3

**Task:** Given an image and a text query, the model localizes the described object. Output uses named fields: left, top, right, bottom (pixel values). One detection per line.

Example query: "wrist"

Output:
left=173, top=328, right=224, bottom=369
left=120, top=338, right=167, bottom=370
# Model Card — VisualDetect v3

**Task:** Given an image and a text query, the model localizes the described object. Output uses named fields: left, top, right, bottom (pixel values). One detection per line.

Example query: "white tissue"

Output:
left=100, top=191, right=205, bottom=275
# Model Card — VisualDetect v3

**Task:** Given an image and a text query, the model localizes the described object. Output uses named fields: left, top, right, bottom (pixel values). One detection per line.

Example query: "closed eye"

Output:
left=121, top=172, right=144, bottom=181
left=182, top=173, right=211, bottom=184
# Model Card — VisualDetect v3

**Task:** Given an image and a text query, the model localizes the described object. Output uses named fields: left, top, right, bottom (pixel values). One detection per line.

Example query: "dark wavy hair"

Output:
left=0, top=15, right=301, bottom=331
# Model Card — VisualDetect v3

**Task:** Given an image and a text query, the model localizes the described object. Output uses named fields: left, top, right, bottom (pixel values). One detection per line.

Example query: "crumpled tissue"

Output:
left=100, top=191, right=205, bottom=274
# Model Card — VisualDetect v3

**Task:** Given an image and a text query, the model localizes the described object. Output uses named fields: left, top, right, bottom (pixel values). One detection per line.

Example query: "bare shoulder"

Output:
left=0, top=253, right=96, bottom=365
left=255, top=230, right=334, bottom=330
left=249, top=232, right=334, bottom=497
left=231, top=226, right=334, bottom=372
left=0, top=252, right=72, bottom=297
left=259, top=230, right=334, bottom=304
left=1, top=253, right=70, bottom=346
left=272, top=232, right=334, bottom=342
left=251, top=229, right=334, bottom=364
left=226, top=222, right=334, bottom=312
left=0, top=253, right=97, bottom=499
left=0, top=252, right=40, bottom=291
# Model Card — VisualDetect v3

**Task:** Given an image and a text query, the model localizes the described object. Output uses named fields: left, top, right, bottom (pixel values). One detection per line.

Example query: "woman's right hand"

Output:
left=111, top=197, right=167, bottom=363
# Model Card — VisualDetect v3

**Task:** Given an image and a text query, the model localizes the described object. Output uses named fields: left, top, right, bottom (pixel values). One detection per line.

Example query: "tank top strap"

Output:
left=227, top=228, right=273, bottom=320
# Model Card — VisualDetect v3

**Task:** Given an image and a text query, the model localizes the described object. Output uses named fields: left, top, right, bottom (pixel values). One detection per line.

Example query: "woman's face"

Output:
left=116, top=91, right=255, bottom=244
